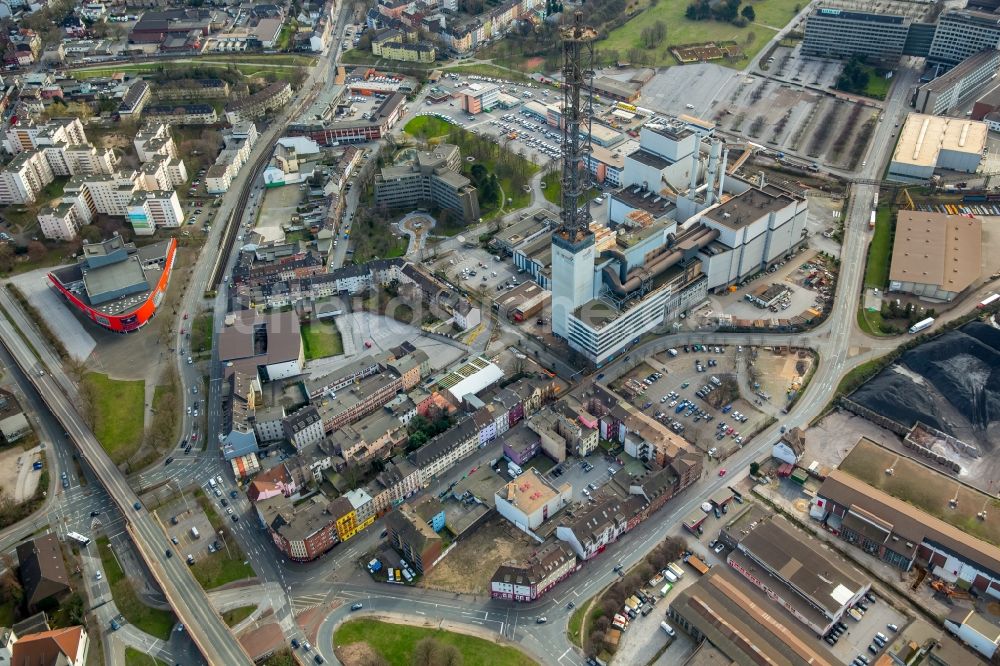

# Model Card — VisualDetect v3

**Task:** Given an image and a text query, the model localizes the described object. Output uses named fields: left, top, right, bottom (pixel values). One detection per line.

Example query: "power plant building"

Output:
left=551, top=117, right=808, bottom=365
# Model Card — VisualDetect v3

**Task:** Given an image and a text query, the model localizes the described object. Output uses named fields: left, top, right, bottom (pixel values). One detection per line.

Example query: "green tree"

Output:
left=741, top=4, right=755, bottom=21
left=749, top=462, right=760, bottom=476
left=0, top=244, right=14, bottom=273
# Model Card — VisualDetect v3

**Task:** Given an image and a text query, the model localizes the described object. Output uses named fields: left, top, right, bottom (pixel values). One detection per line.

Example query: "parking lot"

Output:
left=420, top=74, right=568, bottom=167
left=161, top=499, right=219, bottom=566
left=428, top=246, right=522, bottom=297
left=609, top=345, right=768, bottom=456
left=544, top=452, right=620, bottom=504
left=826, top=592, right=908, bottom=664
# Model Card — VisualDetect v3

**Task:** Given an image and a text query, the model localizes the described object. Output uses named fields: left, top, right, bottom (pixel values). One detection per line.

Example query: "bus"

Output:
left=909, top=317, right=934, bottom=334
left=977, top=293, right=999, bottom=309
left=66, top=532, right=91, bottom=546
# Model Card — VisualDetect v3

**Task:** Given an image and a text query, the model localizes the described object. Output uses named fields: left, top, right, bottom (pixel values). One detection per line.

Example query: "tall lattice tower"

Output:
left=551, top=12, right=598, bottom=340
left=559, top=11, right=597, bottom=237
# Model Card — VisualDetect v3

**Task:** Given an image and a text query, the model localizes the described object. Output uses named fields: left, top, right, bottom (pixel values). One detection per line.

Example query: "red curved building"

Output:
left=48, top=234, right=177, bottom=333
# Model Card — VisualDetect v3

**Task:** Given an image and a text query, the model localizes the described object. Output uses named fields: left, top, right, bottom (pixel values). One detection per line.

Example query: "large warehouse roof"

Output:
left=889, top=211, right=981, bottom=292
left=438, top=356, right=504, bottom=401
left=892, top=113, right=987, bottom=168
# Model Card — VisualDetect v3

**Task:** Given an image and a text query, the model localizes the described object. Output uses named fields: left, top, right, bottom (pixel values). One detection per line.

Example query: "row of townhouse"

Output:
left=232, top=256, right=482, bottom=331
left=486, top=380, right=704, bottom=602
left=372, top=0, right=543, bottom=55
left=247, top=372, right=556, bottom=563
left=488, top=453, right=702, bottom=602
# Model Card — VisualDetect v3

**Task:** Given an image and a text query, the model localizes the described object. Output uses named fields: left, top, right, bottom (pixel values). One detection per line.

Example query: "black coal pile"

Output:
left=850, top=322, right=1000, bottom=451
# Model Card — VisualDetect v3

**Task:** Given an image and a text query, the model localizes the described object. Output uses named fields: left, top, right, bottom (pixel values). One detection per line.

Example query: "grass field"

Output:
left=97, top=537, right=176, bottom=640
left=69, top=56, right=314, bottom=81
left=541, top=171, right=600, bottom=205
left=301, top=321, right=344, bottom=360
left=190, top=312, right=213, bottom=357
left=403, top=115, right=454, bottom=139
left=864, top=205, right=894, bottom=289
left=862, top=65, right=892, bottom=100
left=443, top=63, right=537, bottom=85
left=82, top=373, right=145, bottom=465
left=334, top=619, right=538, bottom=666
left=222, top=605, right=256, bottom=627
left=600, top=0, right=801, bottom=67
left=188, top=496, right=255, bottom=589
left=856, top=306, right=887, bottom=337
left=192, top=547, right=256, bottom=590
left=124, top=648, right=168, bottom=666
left=840, top=439, right=1000, bottom=546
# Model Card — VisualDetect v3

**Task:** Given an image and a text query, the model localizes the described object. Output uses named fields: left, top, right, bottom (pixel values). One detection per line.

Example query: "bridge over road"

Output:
left=0, top=310, right=252, bottom=666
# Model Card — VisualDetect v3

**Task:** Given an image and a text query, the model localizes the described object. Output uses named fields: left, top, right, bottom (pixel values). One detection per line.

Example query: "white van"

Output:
left=660, top=621, right=676, bottom=636
left=663, top=569, right=678, bottom=583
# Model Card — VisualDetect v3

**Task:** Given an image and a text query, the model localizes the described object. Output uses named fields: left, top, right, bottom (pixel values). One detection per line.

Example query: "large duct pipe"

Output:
left=688, top=139, right=700, bottom=191
left=600, top=226, right=720, bottom=296
left=718, top=148, right=729, bottom=202
left=705, top=141, right=722, bottom=206
left=601, top=248, right=631, bottom=283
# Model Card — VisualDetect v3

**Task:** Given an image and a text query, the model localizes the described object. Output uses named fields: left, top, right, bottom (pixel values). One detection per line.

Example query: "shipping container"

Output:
left=687, top=555, right=710, bottom=575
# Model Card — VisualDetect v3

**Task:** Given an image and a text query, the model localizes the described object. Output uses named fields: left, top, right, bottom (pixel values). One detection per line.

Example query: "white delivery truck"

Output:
left=190, top=526, right=200, bottom=539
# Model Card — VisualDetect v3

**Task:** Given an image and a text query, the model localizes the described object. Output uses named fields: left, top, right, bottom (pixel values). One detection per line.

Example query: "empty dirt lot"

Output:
left=419, top=517, right=534, bottom=595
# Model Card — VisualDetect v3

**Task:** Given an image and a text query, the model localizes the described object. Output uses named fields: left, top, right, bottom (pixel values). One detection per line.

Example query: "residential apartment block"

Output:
left=225, top=82, right=293, bottom=124
left=206, top=122, right=258, bottom=193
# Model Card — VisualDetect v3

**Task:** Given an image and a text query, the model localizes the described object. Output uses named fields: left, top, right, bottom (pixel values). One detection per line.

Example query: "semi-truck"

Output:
left=909, top=317, right=934, bottom=334
left=978, top=293, right=999, bottom=309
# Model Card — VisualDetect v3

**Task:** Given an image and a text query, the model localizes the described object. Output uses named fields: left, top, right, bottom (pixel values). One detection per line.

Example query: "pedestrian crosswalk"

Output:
left=291, top=593, right=328, bottom=615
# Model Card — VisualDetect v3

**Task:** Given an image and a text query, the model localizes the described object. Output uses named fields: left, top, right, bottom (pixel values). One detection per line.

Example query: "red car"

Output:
left=718, top=469, right=727, bottom=477
left=183, top=313, right=189, bottom=320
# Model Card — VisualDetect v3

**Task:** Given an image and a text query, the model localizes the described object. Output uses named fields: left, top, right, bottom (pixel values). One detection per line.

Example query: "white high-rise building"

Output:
left=38, top=196, right=93, bottom=241
left=126, top=190, right=184, bottom=236
left=550, top=229, right=596, bottom=340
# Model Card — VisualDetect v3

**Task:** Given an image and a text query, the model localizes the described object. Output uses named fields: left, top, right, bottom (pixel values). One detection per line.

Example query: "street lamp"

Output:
left=219, top=529, right=232, bottom=559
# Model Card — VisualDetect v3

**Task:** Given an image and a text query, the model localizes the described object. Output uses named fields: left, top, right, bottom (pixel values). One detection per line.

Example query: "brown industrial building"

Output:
left=495, top=281, right=550, bottom=322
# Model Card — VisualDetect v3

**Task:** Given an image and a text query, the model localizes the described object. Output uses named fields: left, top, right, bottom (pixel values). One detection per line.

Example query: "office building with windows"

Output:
left=374, top=143, right=480, bottom=222
left=803, top=8, right=913, bottom=62
left=929, top=10, right=1000, bottom=68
